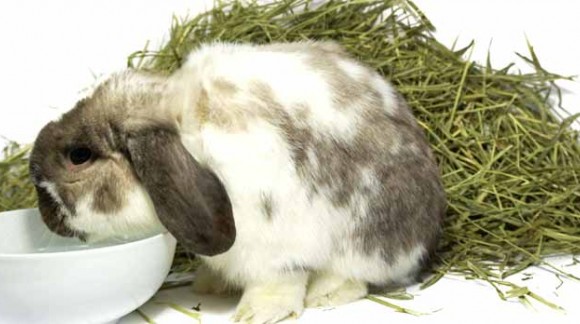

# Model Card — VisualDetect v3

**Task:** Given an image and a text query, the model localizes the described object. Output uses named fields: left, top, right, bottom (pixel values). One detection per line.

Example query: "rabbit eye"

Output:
left=69, top=147, right=92, bottom=165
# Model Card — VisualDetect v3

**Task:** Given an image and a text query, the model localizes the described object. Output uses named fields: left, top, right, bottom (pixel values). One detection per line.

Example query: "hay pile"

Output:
left=2, top=0, right=579, bottom=309
left=0, top=143, right=35, bottom=211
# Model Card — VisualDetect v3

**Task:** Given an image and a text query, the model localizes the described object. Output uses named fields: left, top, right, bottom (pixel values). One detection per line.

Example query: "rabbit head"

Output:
left=29, top=71, right=236, bottom=256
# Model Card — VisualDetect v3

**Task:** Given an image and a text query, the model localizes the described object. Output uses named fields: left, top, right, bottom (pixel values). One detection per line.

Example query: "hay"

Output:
left=0, top=143, right=35, bottom=211
left=2, top=0, right=579, bottom=308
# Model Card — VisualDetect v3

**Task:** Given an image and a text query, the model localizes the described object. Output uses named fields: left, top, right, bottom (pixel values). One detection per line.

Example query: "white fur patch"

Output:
left=336, top=59, right=367, bottom=81
left=370, top=74, right=398, bottom=114
left=387, top=245, right=427, bottom=284
left=66, top=184, right=165, bottom=242
left=330, top=245, right=426, bottom=285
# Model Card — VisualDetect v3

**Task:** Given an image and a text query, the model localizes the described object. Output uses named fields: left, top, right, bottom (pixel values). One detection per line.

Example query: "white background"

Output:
left=1, top=1, right=579, bottom=323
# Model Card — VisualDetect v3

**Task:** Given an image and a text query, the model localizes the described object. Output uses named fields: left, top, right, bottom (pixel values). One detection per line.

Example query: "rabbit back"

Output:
left=175, top=42, right=445, bottom=285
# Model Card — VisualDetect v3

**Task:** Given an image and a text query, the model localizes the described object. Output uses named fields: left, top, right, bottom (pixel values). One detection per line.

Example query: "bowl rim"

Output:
left=0, top=208, right=175, bottom=259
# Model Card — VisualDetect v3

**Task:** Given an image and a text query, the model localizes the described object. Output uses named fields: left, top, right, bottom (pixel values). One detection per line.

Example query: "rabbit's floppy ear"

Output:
left=125, top=126, right=235, bottom=256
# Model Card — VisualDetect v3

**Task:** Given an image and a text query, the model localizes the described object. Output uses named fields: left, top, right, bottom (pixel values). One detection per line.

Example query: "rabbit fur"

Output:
left=29, top=41, right=446, bottom=323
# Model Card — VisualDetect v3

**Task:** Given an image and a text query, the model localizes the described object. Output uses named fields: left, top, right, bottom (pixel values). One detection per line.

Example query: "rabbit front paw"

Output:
left=232, top=273, right=307, bottom=324
left=305, top=272, right=367, bottom=308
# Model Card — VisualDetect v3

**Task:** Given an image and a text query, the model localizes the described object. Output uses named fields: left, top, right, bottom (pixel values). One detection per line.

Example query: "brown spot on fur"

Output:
left=249, top=82, right=358, bottom=204
left=196, top=89, right=210, bottom=125
left=293, top=103, right=310, bottom=121
left=248, top=79, right=445, bottom=263
left=248, top=82, right=315, bottom=179
left=265, top=41, right=373, bottom=113
left=194, top=79, right=248, bottom=131
left=260, top=192, right=274, bottom=221
left=90, top=156, right=135, bottom=214
left=305, top=52, right=377, bottom=113
left=213, top=79, right=238, bottom=95
left=92, top=183, right=122, bottom=213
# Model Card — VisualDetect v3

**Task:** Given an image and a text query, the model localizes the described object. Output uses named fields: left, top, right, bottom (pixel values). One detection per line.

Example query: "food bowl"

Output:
left=0, top=208, right=177, bottom=324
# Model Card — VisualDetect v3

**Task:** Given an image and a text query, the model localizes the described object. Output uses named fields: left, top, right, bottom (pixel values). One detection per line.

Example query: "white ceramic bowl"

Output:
left=0, top=208, right=177, bottom=324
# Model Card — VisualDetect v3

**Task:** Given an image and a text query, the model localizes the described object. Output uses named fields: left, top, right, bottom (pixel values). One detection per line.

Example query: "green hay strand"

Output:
left=366, top=295, right=431, bottom=316
left=135, top=309, right=156, bottom=324
left=2, top=0, right=580, bottom=308
left=0, top=143, right=35, bottom=211
left=154, top=301, right=202, bottom=322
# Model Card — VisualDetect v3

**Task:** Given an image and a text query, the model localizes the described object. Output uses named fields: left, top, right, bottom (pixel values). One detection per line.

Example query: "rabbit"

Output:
left=29, top=41, right=446, bottom=324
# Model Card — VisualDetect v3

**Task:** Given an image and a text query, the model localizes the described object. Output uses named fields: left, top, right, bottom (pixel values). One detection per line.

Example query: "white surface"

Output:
left=0, top=0, right=215, bottom=149
left=0, top=209, right=177, bottom=324
left=118, top=258, right=580, bottom=323
left=0, top=1, right=579, bottom=323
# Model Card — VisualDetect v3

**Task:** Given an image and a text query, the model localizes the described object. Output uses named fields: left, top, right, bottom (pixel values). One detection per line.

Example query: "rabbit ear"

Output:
left=125, top=126, right=235, bottom=256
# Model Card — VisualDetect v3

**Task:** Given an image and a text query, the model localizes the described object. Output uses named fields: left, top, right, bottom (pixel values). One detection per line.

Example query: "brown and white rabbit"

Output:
left=29, top=41, right=446, bottom=323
